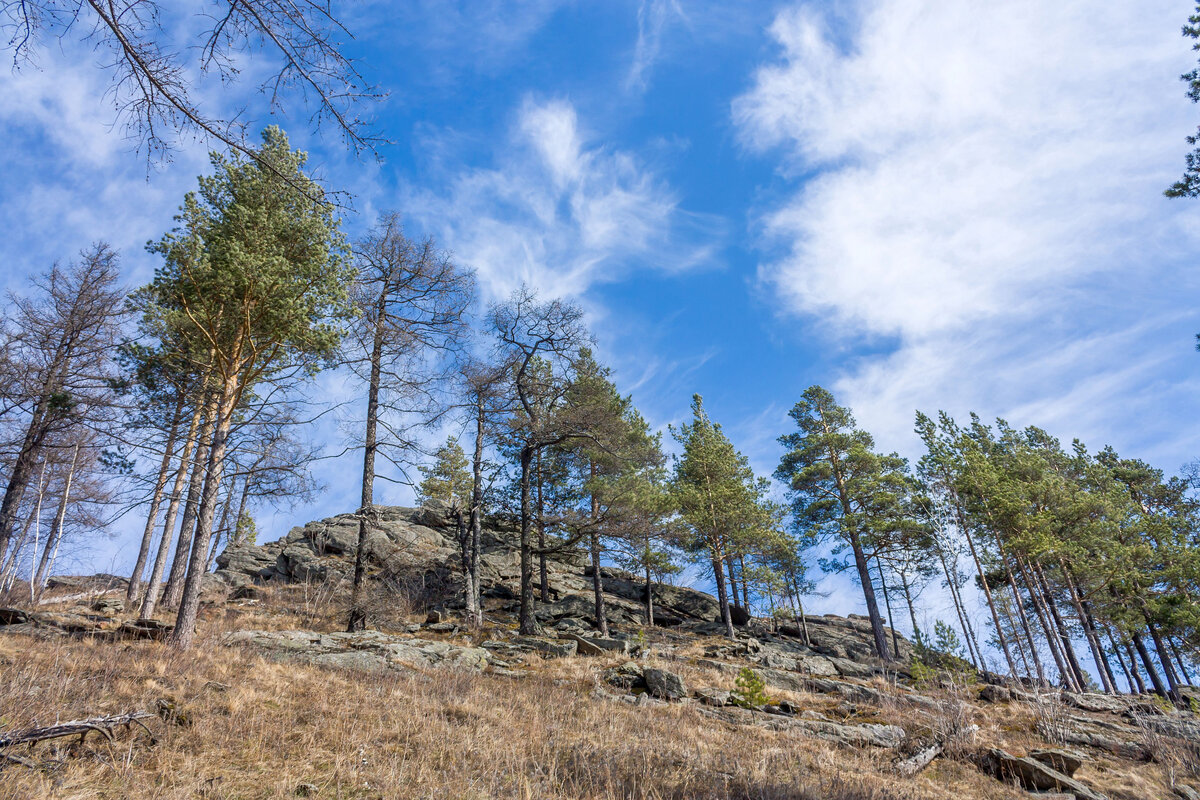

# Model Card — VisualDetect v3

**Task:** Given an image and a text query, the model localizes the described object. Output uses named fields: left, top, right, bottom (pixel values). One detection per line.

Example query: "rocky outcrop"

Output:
left=976, top=748, right=1107, bottom=800
left=224, top=629, right=490, bottom=672
left=212, top=505, right=917, bottom=685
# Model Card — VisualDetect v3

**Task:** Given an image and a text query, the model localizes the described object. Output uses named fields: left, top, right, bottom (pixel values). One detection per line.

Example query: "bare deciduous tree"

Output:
left=343, top=214, right=475, bottom=632
left=0, top=245, right=126, bottom=574
left=1, top=0, right=382, bottom=164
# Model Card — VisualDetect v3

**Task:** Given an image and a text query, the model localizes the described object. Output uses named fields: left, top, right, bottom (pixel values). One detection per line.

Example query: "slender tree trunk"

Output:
left=34, top=444, right=79, bottom=598
left=712, top=552, right=734, bottom=638
left=171, top=385, right=237, bottom=649
left=1123, top=638, right=1147, bottom=694
left=588, top=461, right=607, bottom=637
left=1169, top=638, right=1193, bottom=686
left=1133, top=633, right=1169, bottom=697
left=140, top=398, right=203, bottom=619
left=590, top=531, right=607, bottom=637
left=466, top=393, right=485, bottom=628
left=877, top=562, right=900, bottom=659
left=1004, top=565, right=1044, bottom=684
left=454, top=507, right=474, bottom=625
left=537, top=450, right=549, bottom=603
left=0, top=514, right=37, bottom=591
left=1082, top=602, right=1120, bottom=695
left=936, top=546, right=979, bottom=667
left=347, top=300, right=387, bottom=632
left=791, top=574, right=811, bottom=645
left=725, top=554, right=739, bottom=616
left=1033, top=562, right=1088, bottom=691
left=1146, top=618, right=1182, bottom=698
left=208, top=482, right=236, bottom=571
left=163, top=397, right=216, bottom=609
left=1016, top=555, right=1074, bottom=690
left=0, top=378, right=58, bottom=564
left=28, top=462, right=47, bottom=603
left=1107, top=630, right=1135, bottom=694
left=960, top=524, right=1020, bottom=676
left=127, top=397, right=185, bottom=603
left=643, top=548, right=654, bottom=627
left=518, top=446, right=537, bottom=635
left=1061, top=564, right=1112, bottom=693
left=847, top=532, right=890, bottom=660
left=734, top=556, right=744, bottom=614
left=900, top=571, right=922, bottom=649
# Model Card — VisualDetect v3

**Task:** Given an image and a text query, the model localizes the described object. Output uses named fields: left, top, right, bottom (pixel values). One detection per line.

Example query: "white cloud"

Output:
left=627, top=0, right=688, bottom=93
left=735, top=0, right=1200, bottom=464
left=408, top=96, right=719, bottom=301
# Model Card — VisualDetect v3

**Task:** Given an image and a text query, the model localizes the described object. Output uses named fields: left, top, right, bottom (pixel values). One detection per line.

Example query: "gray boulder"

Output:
left=512, top=636, right=577, bottom=658
left=1029, top=748, right=1089, bottom=777
left=645, top=667, right=688, bottom=700
left=977, top=748, right=1107, bottom=800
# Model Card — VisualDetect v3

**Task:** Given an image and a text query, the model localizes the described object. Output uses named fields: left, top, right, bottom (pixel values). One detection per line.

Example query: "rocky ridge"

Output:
left=6, top=505, right=1200, bottom=797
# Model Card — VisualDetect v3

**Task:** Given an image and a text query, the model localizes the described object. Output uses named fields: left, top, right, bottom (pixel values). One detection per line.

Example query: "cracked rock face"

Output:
left=213, top=506, right=910, bottom=677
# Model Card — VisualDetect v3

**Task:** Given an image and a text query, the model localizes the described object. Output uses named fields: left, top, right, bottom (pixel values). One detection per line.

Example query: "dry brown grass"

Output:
left=0, top=593, right=1175, bottom=799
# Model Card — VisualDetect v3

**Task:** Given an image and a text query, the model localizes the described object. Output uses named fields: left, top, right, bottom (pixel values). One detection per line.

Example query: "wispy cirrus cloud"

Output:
left=626, top=0, right=688, bottom=93
left=734, top=0, right=1200, bottom=462
left=408, top=96, right=721, bottom=301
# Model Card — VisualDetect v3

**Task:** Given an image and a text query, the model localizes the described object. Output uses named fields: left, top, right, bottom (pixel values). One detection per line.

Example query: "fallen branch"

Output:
left=0, top=711, right=156, bottom=749
left=895, top=741, right=944, bottom=776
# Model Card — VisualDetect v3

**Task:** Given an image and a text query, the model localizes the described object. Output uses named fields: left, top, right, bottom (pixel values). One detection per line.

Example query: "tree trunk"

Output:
left=347, top=297, right=387, bottom=632
left=900, top=571, right=922, bottom=649
left=171, top=385, right=237, bottom=649
left=1033, top=562, right=1088, bottom=691
left=1107, top=630, right=1135, bottom=694
left=0, top=514, right=37, bottom=592
left=163, top=397, right=216, bottom=609
left=1169, top=638, right=1193, bottom=687
left=848, top=530, right=890, bottom=660
left=518, top=446, right=537, bottom=635
left=127, top=396, right=185, bottom=603
left=590, top=531, right=607, bottom=637
left=712, top=553, right=734, bottom=639
left=1003, top=560, right=1045, bottom=685
left=1061, top=563, right=1114, bottom=694
left=208, top=482, right=236, bottom=571
left=140, top=398, right=204, bottom=619
left=537, top=449, right=548, bottom=603
left=961, top=533, right=1019, bottom=675
left=1133, top=633, right=1169, bottom=697
left=0, top=377, right=58, bottom=565
left=725, top=554, right=739, bottom=617
left=1146, top=618, right=1182, bottom=698
left=643, top=550, right=654, bottom=627
left=1123, top=638, right=1147, bottom=694
left=936, top=545, right=980, bottom=668
left=1017, top=555, right=1076, bottom=691
left=734, top=556, right=744, bottom=614
left=791, top=574, right=811, bottom=646
left=1082, top=601, right=1120, bottom=695
left=588, top=460, right=607, bottom=637
left=466, top=393, right=485, bottom=628
left=877, top=562, right=900, bottom=659
left=28, top=462, right=47, bottom=603
left=34, top=444, right=79, bottom=598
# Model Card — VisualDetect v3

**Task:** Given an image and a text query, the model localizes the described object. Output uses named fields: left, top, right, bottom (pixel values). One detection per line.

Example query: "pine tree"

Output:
left=416, top=438, right=472, bottom=509
left=775, top=386, right=899, bottom=661
left=140, top=127, right=353, bottom=648
left=672, top=394, right=770, bottom=639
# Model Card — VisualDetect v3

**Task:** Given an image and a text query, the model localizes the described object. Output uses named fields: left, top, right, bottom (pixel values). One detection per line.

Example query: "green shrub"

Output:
left=731, top=667, right=771, bottom=709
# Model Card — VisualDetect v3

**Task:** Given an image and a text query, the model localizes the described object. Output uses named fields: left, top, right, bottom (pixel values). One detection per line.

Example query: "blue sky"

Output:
left=2, top=1, right=1199, bottom=647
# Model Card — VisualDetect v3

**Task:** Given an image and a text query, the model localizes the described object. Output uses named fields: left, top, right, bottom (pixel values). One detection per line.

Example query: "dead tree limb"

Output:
left=0, top=711, right=156, bottom=749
